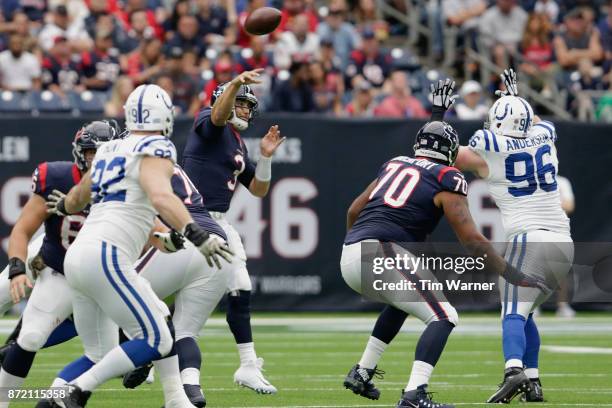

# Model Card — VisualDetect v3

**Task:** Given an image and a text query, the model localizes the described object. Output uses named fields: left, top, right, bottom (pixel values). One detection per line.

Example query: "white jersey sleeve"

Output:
left=468, top=129, right=504, bottom=180
left=132, top=136, right=178, bottom=163
left=530, top=120, right=557, bottom=143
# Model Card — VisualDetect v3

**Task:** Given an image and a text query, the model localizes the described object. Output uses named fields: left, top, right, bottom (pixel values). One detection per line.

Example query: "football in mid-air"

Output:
left=245, top=7, right=282, bottom=35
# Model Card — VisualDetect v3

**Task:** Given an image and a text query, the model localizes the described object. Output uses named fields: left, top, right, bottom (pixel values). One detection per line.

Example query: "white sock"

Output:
left=180, top=367, right=200, bottom=386
left=237, top=342, right=257, bottom=366
left=505, top=359, right=523, bottom=370
left=405, top=361, right=434, bottom=392
left=75, top=347, right=135, bottom=391
left=358, top=336, right=388, bottom=369
left=0, top=369, right=25, bottom=408
left=524, top=368, right=539, bottom=379
left=51, top=377, right=67, bottom=388
left=154, top=354, right=187, bottom=401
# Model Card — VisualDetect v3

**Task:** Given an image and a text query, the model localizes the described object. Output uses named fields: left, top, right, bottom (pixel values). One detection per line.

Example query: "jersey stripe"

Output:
left=511, top=233, right=528, bottom=315
left=38, top=162, right=48, bottom=192
left=503, top=235, right=518, bottom=317
left=534, top=122, right=555, bottom=141
left=71, top=164, right=81, bottom=184
left=483, top=131, right=490, bottom=151
left=437, top=166, right=459, bottom=183
left=133, top=136, right=167, bottom=152
left=137, top=85, right=148, bottom=124
left=489, top=130, right=500, bottom=152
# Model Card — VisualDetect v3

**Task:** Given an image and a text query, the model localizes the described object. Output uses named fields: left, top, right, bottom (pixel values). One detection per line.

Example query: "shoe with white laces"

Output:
left=233, top=358, right=277, bottom=394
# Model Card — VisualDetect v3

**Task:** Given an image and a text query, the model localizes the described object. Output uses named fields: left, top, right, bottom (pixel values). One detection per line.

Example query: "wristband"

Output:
left=255, top=155, right=272, bottom=182
left=182, top=222, right=210, bottom=247
left=430, top=105, right=446, bottom=122
left=8, top=257, right=26, bottom=280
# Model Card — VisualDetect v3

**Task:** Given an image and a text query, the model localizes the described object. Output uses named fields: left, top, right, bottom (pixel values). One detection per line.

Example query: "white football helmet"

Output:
left=487, top=95, right=534, bottom=138
left=124, top=84, right=175, bottom=137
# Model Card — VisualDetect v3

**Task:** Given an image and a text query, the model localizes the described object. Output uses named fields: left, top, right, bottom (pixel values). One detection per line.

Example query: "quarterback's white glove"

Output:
left=46, top=189, right=69, bottom=216
left=430, top=78, right=458, bottom=111
left=182, top=223, right=234, bottom=268
left=153, top=230, right=185, bottom=253
left=495, top=68, right=519, bottom=97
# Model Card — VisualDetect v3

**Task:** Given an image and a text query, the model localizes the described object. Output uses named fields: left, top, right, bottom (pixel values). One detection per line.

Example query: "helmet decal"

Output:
left=494, top=102, right=510, bottom=120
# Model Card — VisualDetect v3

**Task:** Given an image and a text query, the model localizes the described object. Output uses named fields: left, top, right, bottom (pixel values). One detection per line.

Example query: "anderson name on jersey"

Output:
left=468, top=120, right=570, bottom=240
left=345, top=156, right=468, bottom=244
left=76, top=134, right=177, bottom=262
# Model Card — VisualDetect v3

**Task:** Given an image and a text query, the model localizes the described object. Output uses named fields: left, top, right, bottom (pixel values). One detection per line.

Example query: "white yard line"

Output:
left=542, top=345, right=612, bottom=354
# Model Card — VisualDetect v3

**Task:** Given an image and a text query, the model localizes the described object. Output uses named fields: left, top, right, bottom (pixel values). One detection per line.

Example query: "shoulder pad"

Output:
left=468, top=129, right=501, bottom=153
left=531, top=120, right=557, bottom=142
left=133, top=136, right=177, bottom=163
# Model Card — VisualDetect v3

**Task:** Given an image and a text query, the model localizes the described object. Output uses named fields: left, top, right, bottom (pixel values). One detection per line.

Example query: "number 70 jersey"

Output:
left=345, top=156, right=468, bottom=244
left=468, top=121, right=570, bottom=240
left=77, top=134, right=177, bottom=261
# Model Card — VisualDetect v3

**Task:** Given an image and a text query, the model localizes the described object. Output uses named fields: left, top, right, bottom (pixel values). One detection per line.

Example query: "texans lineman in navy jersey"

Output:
left=0, top=121, right=120, bottom=406
left=181, top=68, right=285, bottom=395
left=340, top=80, right=546, bottom=408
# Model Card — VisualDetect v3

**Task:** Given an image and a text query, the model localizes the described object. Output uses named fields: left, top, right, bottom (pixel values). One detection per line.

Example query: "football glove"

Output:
left=495, top=68, right=519, bottom=97
left=46, top=189, right=69, bottom=216
left=153, top=230, right=185, bottom=253
left=430, top=78, right=458, bottom=110
left=182, top=222, right=234, bottom=268
left=503, top=263, right=552, bottom=295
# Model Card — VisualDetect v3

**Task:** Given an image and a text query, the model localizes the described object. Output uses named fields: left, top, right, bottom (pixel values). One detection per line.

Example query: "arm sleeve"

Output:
left=468, top=129, right=500, bottom=157
left=438, top=167, right=468, bottom=196
left=134, top=138, right=178, bottom=164
left=31, top=163, right=50, bottom=199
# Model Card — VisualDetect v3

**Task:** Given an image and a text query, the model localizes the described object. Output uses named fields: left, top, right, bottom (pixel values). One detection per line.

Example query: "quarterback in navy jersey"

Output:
left=0, top=121, right=120, bottom=402
left=182, top=68, right=285, bottom=396
left=340, top=80, right=545, bottom=408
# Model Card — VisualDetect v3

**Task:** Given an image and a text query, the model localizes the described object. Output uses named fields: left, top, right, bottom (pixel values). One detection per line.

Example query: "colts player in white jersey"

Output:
left=46, top=84, right=233, bottom=408
left=455, top=70, right=574, bottom=404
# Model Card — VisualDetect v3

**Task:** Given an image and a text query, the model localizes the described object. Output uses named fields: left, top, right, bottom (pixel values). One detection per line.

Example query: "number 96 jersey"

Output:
left=345, top=156, right=468, bottom=244
left=77, top=134, right=178, bottom=262
left=468, top=121, right=570, bottom=240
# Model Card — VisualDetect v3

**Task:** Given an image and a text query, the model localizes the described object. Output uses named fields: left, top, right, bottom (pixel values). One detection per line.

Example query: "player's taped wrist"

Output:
left=255, top=155, right=272, bottom=182
left=430, top=105, right=446, bottom=122
left=8, top=257, right=26, bottom=280
left=182, top=222, right=210, bottom=247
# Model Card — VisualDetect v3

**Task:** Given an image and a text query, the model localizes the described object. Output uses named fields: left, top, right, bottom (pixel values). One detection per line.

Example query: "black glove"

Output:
left=153, top=229, right=186, bottom=252
left=495, top=68, right=519, bottom=97
left=8, top=258, right=26, bottom=280
left=430, top=78, right=458, bottom=121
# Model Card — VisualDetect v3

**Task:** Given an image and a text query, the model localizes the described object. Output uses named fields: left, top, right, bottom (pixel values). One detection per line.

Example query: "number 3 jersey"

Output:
left=77, top=134, right=178, bottom=262
left=468, top=121, right=570, bottom=240
left=32, top=161, right=87, bottom=274
left=345, top=156, right=467, bottom=244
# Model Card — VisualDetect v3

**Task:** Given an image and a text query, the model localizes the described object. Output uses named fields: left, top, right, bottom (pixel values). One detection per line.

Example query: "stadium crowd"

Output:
left=0, top=0, right=612, bottom=120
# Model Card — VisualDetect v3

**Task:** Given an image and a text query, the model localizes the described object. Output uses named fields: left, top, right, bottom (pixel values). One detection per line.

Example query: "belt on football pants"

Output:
left=209, top=211, right=226, bottom=220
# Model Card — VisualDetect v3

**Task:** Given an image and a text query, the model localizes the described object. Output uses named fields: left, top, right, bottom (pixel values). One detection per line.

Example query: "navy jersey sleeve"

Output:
left=193, top=108, right=225, bottom=139
left=238, top=142, right=256, bottom=188
left=437, top=166, right=468, bottom=196
left=32, top=162, right=50, bottom=199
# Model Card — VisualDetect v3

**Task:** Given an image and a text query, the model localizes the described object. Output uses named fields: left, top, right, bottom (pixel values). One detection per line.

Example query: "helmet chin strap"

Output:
left=228, top=109, right=249, bottom=131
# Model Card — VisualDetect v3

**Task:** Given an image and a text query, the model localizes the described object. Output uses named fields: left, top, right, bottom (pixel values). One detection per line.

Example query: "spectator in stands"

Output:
left=554, top=8, right=603, bottom=72
left=4, top=12, right=38, bottom=52
left=442, top=0, right=486, bottom=32
left=454, top=80, right=488, bottom=119
left=38, top=5, right=91, bottom=52
left=125, top=37, right=163, bottom=85
left=20, top=0, right=46, bottom=22
left=202, top=51, right=238, bottom=106
left=165, top=14, right=207, bottom=58
left=344, top=79, right=375, bottom=117
left=519, top=12, right=555, bottom=92
left=269, top=59, right=315, bottom=112
left=104, top=75, right=134, bottom=117
left=345, top=28, right=391, bottom=88
left=597, top=0, right=612, bottom=73
left=534, top=0, right=560, bottom=23
left=479, top=0, right=528, bottom=67
left=351, top=0, right=389, bottom=39
left=182, top=48, right=203, bottom=77
left=0, top=33, right=41, bottom=91
left=80, top=31, right=122, bottom=92
left=274, top=13, right=320, bottom=69
left=239, top=35, right=273, bottom=71
left=119, top=9, right=157, bottom=53
left=310, top=59, right=343, bottom=114
left=571, top=57, right=603, bottom=119
left=317, top=0, right=361, bottom=69
left=197, top=0, right=237, bottom=47
left=278, top=0, right=318, bottom=33
left=374, top=70, right=427, bottom=118
left=41, top=36, right=83, bottom=95
left=237, top=0, right=265, bottom=47
left=163, top=0, right=191, bottom=33
left=84, top=0, right=130, bottom=53
left=154, top=46, right=200, bottom=115
left=319, top=37, right=342, bottom=73
left=115, top=0, right=163, bottom=40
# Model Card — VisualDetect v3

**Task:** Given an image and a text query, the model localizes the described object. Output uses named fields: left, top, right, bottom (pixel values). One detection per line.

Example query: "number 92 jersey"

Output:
left=468, top=121, right=570, bottom=240
left=78, top=134, right=177, bottom=262
left=345, top=156, right=468, bottom=244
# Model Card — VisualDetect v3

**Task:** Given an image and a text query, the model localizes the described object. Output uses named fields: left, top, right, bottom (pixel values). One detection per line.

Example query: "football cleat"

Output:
left=397, top=385, right=454, bottom=408
left=521, top=378, right=544, bottom=402
left=183, top=384, right=206, bottom=407
left=233, top=357, right=277, bottom=394
left=0, top=340, right=14, bottom=364
left=122, top=363, right=153, bottom=388
left=58, top=384, right=91, bottom=408
left=343, top=364, right=384, bottom=400
left=486, top=367, right=531, bottom=403
left=146, top=366, right=155, bottom=384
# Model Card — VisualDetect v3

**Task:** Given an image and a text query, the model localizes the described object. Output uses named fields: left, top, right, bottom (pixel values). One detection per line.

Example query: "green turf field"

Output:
left=2, top=314, right=612, bottom=407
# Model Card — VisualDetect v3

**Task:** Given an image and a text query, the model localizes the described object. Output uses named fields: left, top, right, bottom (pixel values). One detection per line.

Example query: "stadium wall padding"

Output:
left=0, top=115, right=610, bottom=311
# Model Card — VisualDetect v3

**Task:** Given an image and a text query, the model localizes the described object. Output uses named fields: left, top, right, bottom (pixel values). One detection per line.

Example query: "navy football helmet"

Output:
left=211, top=82, right=259, bottom=131
left=73, top=120, right=120, bottom=171
left=413, top=121, right=459, bottom=165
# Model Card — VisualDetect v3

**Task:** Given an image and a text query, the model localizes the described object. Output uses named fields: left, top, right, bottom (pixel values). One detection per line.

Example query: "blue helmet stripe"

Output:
left=517, top=97, right=531, bottom=135
left=137, top=85, right=148, bottom=124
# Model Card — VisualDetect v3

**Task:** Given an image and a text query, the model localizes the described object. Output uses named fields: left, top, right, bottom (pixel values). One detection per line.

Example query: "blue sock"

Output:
left=58, top=356, right=95, bottom=382
left=523, top=313, right=540, bottom=369
left=1, top=343, right=36, bottom=377
left=371, top=305, right=408, bottom=344
left=43, top=319, right=78, bottom=349
left=226, top=290, right=253, bottom=344
left=415, top=320, right=455, bottom=366
left=176, top=337, right=201, bottom=371
left=502, top=314, right=527, bottom=365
